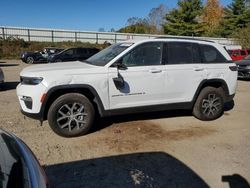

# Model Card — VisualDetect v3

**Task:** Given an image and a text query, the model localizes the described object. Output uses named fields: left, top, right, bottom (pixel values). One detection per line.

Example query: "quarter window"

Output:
left=122, top=42, right=163, bottom=67
left=201, top=44, right=226, bottom=63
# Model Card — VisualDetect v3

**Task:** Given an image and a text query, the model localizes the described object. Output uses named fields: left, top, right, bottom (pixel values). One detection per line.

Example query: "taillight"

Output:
left=229, top=66, right=237, bottom=71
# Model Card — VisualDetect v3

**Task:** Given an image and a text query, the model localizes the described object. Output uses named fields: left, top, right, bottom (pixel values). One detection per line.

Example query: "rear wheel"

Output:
left=47, top=93, right=95, bottom=137
left=26, top=56, right=34, bottom=64
left=193, top=87, right=225, bottom=121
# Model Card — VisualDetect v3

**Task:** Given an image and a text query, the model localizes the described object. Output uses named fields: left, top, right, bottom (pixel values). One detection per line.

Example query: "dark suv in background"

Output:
left=48, top=47, right=100, bottom=63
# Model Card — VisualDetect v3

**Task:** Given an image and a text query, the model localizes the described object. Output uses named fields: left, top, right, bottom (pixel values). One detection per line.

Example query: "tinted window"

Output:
left=167, top=42, right=200, bottom=64
left=227, top=50, right=233, bottom=55
left=201, top=44, right=226, bottom=63
left=233, top=50, right=240, bottom=55
left=122, top=42, right=163, bottom=67
left=63, top=49, right=74, bottom=56
left=77, top=48, right=88, bottom=55
left=240, top=50, right=246, bottom=56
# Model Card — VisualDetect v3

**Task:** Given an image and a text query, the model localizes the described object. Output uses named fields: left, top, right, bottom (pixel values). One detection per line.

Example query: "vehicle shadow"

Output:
left=222, top=174, right=250, bottom=188
left=91, top=100, right=235, bottom=133
left=0, top=63, right=19, bottom=67
left=238, top=78, right=250, bottom=81
left=45, top=152, right=209, bottom=188
left=0, top=82, right=19, bottom=91
left=224, top=100, right=235, bottom=112
left=91, top=109, right=192, bottom=133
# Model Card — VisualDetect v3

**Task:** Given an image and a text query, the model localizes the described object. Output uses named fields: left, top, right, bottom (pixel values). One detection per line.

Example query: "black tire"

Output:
left=47, top=93, right=95, bottom=137
left=26, top=56, right=34, bottom=64
left=193, top=87, right=225, bottom=121
left=55, top=59, right=62, bottom=62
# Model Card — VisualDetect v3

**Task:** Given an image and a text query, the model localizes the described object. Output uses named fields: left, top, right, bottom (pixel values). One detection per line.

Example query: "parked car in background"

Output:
left=235, top=55, right=250, bottom=79
left=21, top=47, right=64, bottom=64
left=0, top=129, right=49, bottom=188
left=227, top=49, right=249, bottom=61
left=48, top=47, right=100, bottom=63
left=0, top=68, right=4, bottom=85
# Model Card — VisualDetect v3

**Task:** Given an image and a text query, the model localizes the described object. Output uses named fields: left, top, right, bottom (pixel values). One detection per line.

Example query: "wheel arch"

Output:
left=41, top=84, right=105, bottom=120
left=192, top=79, right=229, bottom=105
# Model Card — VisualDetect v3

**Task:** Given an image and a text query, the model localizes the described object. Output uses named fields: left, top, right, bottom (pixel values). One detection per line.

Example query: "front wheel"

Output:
left=193, top=87, right=225, bottom=121
left=47, top=93, right=95, bottom=137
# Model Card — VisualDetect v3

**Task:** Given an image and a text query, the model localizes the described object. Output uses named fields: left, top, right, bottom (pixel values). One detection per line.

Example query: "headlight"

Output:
left=246, top=65, right=250, bottom=69
left=20, top=76, right=43, bottom=85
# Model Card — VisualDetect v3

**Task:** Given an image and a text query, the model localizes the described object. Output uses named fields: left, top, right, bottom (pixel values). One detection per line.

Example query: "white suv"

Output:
left=17, top=38, right=237, bottom=137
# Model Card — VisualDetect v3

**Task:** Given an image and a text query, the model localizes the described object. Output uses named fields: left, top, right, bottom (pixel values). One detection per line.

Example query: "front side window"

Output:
left=121, top=42, right=163, bottom=67
left=201, top=44, right=226, bottom=63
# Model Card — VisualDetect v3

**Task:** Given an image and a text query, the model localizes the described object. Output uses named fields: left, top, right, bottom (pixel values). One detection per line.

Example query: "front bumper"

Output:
left=16, top=83, right=47, bottom=115
left=20, top=109, right=43, bottom=120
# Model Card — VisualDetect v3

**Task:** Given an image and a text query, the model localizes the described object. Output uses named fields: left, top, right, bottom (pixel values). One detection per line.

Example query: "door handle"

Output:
left=149, top=69, right=162, bottom=73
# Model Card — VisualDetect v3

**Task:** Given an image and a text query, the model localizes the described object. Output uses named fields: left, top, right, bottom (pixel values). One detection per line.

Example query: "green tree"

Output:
left=232, top=23, right=250, bottom=48
left=163, top=0, right=203, bottom=36
left=221, top=0, right=250, bottom=37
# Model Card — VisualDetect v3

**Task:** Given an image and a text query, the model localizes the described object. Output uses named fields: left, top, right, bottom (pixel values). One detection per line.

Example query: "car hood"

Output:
left=21, top=61, right=100, bottom=75
left=235, top=60, right=250, bottom=66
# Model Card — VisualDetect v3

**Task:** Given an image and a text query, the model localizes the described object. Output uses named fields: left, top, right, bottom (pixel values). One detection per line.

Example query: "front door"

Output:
left=108, top=42, right=166, bottom=110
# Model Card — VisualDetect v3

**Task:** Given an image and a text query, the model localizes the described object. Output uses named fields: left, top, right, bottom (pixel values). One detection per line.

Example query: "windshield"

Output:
left=245, top=55, right=250, bottom=60
left=85, top=43, right=133, bottom=66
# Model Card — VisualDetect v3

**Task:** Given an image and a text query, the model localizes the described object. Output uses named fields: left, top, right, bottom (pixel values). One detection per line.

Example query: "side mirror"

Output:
left=113, top=60, right=127, bottom=70
left=113, top=76, right=124, bottom=88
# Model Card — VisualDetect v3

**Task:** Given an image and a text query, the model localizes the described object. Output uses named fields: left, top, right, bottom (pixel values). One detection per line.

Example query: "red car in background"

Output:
left=227, top=49, right=250, bottom=61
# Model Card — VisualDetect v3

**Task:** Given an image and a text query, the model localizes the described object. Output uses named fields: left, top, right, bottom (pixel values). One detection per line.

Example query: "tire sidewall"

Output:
left=48, top=93, right=95, bottom=137
left=193, top=87, right=224, bottom=121
left=26, top=56, right=34, bottom=64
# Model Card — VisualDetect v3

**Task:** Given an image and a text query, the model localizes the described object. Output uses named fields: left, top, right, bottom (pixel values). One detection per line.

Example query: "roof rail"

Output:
left=155, top=36, right=215, bottom=43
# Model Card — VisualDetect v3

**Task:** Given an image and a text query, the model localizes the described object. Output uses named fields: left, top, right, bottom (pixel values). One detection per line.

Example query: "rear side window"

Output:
left=167, top=42, right=201, bottom=64
left=77, top=48, right=88, bottom=55
left=200, top=44, right=226, bottom=63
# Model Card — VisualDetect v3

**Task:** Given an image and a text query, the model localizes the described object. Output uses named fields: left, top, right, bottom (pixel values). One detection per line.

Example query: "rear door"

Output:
left=163, top=42, right=205, bottom=103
